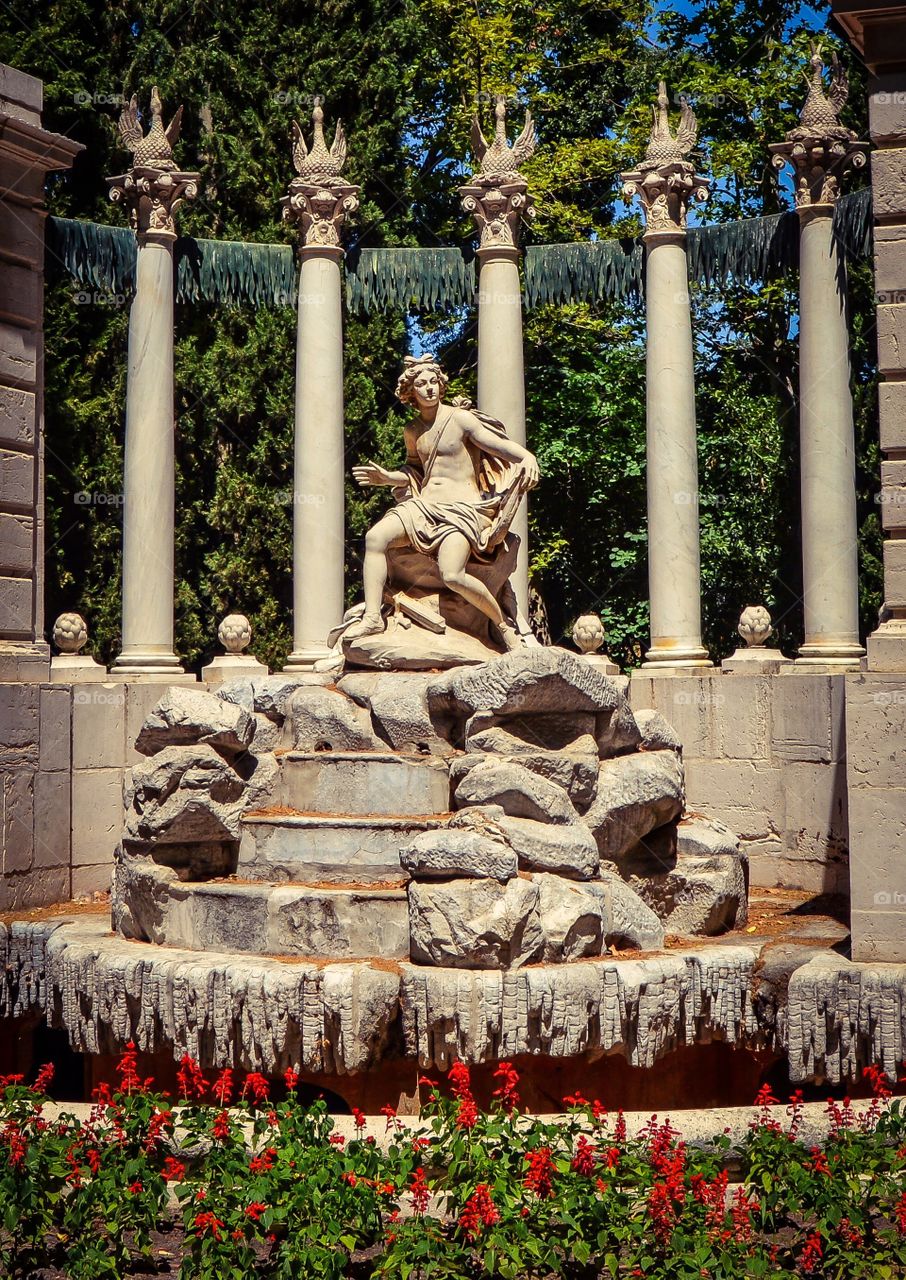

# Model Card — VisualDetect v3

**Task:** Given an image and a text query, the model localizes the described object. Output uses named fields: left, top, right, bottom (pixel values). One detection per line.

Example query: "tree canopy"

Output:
left=0, top=0, right=878, bottom=669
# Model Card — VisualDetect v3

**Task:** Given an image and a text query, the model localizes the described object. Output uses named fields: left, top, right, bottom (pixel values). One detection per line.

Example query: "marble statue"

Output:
left=339, top=354, right=539, bottom=667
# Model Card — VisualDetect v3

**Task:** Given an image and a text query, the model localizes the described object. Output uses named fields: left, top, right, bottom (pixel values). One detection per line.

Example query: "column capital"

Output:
left=621, top=82, right=709, bottom=235
left=769, top=47, right=868, bottom=208
left=105, top=88, right=199, bottom=239
left=281, top=102, right=359, bottom=250
left=459, top=95, right=536, bottom=250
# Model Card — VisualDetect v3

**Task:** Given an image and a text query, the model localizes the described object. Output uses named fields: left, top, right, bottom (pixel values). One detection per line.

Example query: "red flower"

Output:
left=329, top=1133, right=345, bottom=1146
left=614, top=1110, right=627, bottom=1143
left=162, top=1156, right=185, bottom=1182
left=730, top=1187, right=757, bottom=1244
left=381, top=1103, right=400, bottom=1131
left=194, top=1211, right=224, bottom=1240
left=245, top=1201, right=268, bottom=1221
left=212, top=1067, right=234, bottom=1107
left=648, top=1180, right=677, bottom=1247
left=808, top=1146, right=831, bottom=1177
left=352, top=1106, right=366, bottom=1130
left=342, top=1171, right=357, bottom=1186
left=33, top=1063, right=55, bottom=1094
left=116, top=1041, right=143, bottom=1095
left=591, top=1098, right=607, bottom=1121
left=128, top=1180, right=143, bottom=1195
left=839, top=1217, right=863, bottom=1247
left=604, top=1146, right=621, bottom=1169
left=3, top=1120, right=26, bottom=1171
left=145, top=1107, right=173, bottom=1151
left=800, top=1232, right=823, bottom=1273
left=212, top=1110, right=231, bottom=1141
left=284, top=1066, right=299, bottom=1090
left=896, top=1190, right=906, bottom=1236
left=571, top=1135, right=597, bottom=1176
left=242, top=1072, right=270, bottom=1105
left=751, top=1084, right=782, bottom=1131
left=492, top=1062, right=520, bottom=1113
left=409, top=1166, right=429, bottom=1215
left=86, top=1146, right=101, bottom=1175
left=458, top=1184, right=498, bottom=1240
left=524, top=1146, right=554, bottom=1198
left=563, top=1091, right=589, bottom=1109
left=449, top=1061, right=479, bottom=1129
left=864, top=1063, right=893, bottom=1100
left=249, top=1146, right=277, bottom=1174
left=176, top=1054, right=207, bottom=1101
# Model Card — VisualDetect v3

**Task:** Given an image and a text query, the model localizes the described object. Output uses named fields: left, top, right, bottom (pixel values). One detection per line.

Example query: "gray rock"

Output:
left=451, top=757, right=578, bottom=825
left=400, top=828, right=517, bottom=882
left=634, top=708, right=683, bottom=753
left=464, top=709, right=598, bottom=750
left=135, top=687, right=255, bottom=758
left=584, top=750, right=684, bottom=860
left=464, top=806, right=599, bottom=879
left=465, top=724, right=599, bottom=810
left=596, top=703, right=643, bottom=757
left=408, top=876, right=545, bottom=968
left=216, top=674, right=332, bottom=721
left=241, top=752, right=280, bottom=812
left=124, top=745, right=248, bottom=845
left=627, top=853, right=747, bottom=937
left=426, top=646, right=626, bottom=721
left=250, top=712, right=282, bottom=753
left=677, top=815, right=740, bottom=858
left=337, top=672, right=455, bottom=756
left=599, top=868, right=666, bottom=950
left=285, top=685, right=384, bottom=752
left=535, top=873, right=611, bottom=961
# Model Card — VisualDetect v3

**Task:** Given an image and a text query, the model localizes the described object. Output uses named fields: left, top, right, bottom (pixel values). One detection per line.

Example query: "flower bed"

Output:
left=2, top=1050, right=905, bottom=1278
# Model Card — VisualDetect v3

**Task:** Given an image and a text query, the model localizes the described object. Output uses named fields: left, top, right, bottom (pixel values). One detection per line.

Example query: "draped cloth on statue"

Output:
left=394, top=402, right=527, bottom=560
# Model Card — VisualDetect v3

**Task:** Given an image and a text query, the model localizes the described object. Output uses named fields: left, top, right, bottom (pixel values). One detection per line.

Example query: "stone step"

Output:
left=274, top=751, right=451, bottom=817
left=239, top=811, right=450, bottom=884
left=121, top=870, right=410, bottom=959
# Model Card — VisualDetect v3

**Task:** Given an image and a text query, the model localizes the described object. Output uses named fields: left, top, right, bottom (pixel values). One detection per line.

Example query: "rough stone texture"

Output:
left=6, top=917, right=906, bottom=1085
left=124, top=745, right=247, bottom=846
left=238, top=812, right=442, bottom=884
left=635, top=707, right=682, bottom=753
left=457, top=805, right=599, bottom=879
left=465, top=724, right=599, bottom=809
left=135, top=687, right=255, bottom=758
left=626, top=855, right=748, bottom=937
left=400, top=828, right=517, bottom=882
left=600, top=868, right=666, bottom=950
left=112, top=856, right=410, bottom=959
left=465, top=709, right=597, bottom=751
left=285, top=685, right=384, bottom=752
left=427, top=647, right=626, bottom=723
left=336, top=672, right=455, bottom=756
left=408, top=877, right=545, bottom=969
left=585, top=750, right=685, bottom=861
left=596, top=703, right=643, bottom=757
left=535, top=873, right=611, bottom=962
left=216, top=673, right=332, bottom=722
left=250, top=712, right=281, bottom=753
left=451, top=756, right=578, bottom=825
left=276, top=752, right=450, bottom=818
left=677, top=814, right=740, bottom=859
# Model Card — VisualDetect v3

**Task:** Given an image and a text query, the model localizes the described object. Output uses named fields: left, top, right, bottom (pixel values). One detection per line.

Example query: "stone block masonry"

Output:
left=629, top=670, right=848, bottom=894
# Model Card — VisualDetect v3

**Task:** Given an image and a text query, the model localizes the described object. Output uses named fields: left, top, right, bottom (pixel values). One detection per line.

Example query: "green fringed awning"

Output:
left=345, top=247, right=475, bottom=313
left=524, top=187, right=873, bottom=307
left=175, top=237, right=295, bottom=307
left=46, top=216, right=136, bottom=295
left=46, top=218, right=296, bottom=307
left=524, top=239, right=642, bottom=307
left=47, top=187, right=873, bottom=313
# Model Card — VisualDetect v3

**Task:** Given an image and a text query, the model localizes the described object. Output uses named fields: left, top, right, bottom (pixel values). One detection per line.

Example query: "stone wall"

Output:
left=629, top=670, right=848, bottom=894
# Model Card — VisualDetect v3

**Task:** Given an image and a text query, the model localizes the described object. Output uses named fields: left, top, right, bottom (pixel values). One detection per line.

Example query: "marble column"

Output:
left=460, top=97, right=536, bottom=616
left=622, top=83, right=712, bottom=669
left=107, top=89, right=198, bottom=677
left=770, top=51, right=867, bottom=668
left=281, top=104, right=359, bottom=669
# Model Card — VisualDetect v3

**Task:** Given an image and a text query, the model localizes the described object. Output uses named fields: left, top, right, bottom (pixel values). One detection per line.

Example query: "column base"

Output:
left=283, top=646, right=337, bottom=672
left=50, top=654, right=109, bottom=683
left=721, top=647, right=791, bottom=673
left=794, top=640, right=865, bottom=668
left=109, top=652, right=195, bottom=682
left=201, top=654, right=270, bottom=685
left=642, top=643, right=712, bottom=670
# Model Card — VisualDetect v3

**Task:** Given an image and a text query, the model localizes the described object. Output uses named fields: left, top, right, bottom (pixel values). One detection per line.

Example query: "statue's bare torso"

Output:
left=404, top=407, right=485, bottom=504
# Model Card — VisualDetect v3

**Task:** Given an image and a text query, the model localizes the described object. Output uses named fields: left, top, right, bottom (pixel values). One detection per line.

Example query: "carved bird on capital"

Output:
left=639, top=81, right=697, bottom=170
left=117, top=87, right=183, bottom=171
left=470, top=95, right=536, bottom=181
left=789, top=44, right=856, bottom=140
left=292, top=102, right=348, bottom=182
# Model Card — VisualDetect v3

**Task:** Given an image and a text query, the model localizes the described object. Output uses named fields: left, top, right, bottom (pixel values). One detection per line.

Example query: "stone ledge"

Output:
left=3, top=917, right=905, bottom=1085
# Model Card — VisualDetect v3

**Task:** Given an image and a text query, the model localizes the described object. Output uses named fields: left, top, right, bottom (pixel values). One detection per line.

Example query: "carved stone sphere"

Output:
left=218, top=613, right=252, bottom=654
left=572, top=613, right=606, bottom=654
left=53, top=612, right=88, bottom=654
left=738, top=605, right=772, bottom=648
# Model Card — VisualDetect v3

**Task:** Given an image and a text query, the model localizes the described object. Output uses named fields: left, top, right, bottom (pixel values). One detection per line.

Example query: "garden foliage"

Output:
left=2, top=1050, right=906, bottom=1277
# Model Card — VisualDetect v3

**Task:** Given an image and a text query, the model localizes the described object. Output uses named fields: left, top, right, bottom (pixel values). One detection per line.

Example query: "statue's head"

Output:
left=396, top=354, right=449, bottom=410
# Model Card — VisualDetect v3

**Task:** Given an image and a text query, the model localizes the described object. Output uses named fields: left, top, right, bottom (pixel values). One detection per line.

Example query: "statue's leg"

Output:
left=346, top=511, right=408, bottom=640
left=436, top=533, right=521, bottom=652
